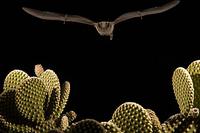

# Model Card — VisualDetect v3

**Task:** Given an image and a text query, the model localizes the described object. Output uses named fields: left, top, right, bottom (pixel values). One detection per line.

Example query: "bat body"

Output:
left=94, top=22, right=115, bottom=40
left=22, top=0, right=180, bottom=40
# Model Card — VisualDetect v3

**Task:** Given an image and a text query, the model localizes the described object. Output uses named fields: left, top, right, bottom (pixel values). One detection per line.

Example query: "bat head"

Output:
left=94, top=21, right=114, bottom=40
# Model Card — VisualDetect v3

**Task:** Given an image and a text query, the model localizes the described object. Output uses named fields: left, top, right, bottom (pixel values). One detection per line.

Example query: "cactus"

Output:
left=172, top=67, right=194, bottom=116
left=67, top=119, right=106, bottom=133
left=0, top=64, right=73, bottom=132
left=2, top=60, right=200, bottom=132
left=111, top=102, right=153, bottom=133
left=3, top=70, right=30, bottom=91
left=101, top=121, right=122, bottom=133
left=146, top=109, right=162, bottom=133
left=15, top=77, right=47, bottom=124
left=64, top=111, right=77, bottom=124
left=187, top=60, right=200, bottom=111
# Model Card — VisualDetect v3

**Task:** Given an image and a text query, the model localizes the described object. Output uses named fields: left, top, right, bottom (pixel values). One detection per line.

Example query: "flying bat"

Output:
left=22, top=0, right=180, bottom=40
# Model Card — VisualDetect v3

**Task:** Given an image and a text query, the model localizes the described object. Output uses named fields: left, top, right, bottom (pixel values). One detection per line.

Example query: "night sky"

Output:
left=0, top=0, right=199, bottom=123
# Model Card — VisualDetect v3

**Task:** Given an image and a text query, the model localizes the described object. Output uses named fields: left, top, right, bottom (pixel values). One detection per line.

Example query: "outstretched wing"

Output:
left=114, top=0, right=180, bottom=24
left=22, top=7, right=95, bottom=25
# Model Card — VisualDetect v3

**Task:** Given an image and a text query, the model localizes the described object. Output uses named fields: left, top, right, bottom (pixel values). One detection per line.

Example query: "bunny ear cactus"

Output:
left=111, top=102, right=153, bottom=133
left=37, top=66, right=61, bottom=120
left=3, top=70, right=29, bottom=90
left=172, top=67, right=194, bottom=116
left=0, top=64, right=73, bottom=132
left=15, top=77, right=47, bottom=124
left=3, top=60, right=200, bottom=132
left=146, top=109, right=162, bottom=133
left=187, top=60, right=200, bottom=111
left=170, top=60, right=200, bottom=132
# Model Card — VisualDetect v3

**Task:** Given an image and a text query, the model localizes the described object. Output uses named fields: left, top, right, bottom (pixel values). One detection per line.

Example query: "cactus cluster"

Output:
left=1, top=60, right=200, bottom=132
left=0, top=65, right=74, bottom=132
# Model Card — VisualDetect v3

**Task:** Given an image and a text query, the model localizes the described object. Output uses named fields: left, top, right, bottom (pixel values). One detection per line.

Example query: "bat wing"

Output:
left=22, top=7, right=95, bottom=25
left=114, top=0, right=180, bottom=24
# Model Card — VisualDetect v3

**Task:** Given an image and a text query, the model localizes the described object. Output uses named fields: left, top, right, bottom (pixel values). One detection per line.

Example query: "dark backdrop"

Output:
left=0, top=0, right=199, bottom=123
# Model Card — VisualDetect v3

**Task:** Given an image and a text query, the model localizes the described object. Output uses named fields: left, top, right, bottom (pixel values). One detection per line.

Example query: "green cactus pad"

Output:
left=112, top=102, right=153, bottom=133
left=187, top=60, right=200, bottom=110
left=3, top=70, right=29, bottom=90
left=54, top=81, right=71, bottom=119
left=39, top=69, right=60, bottom=95
left=146, top=109, right=162, bottom=133
left=69, top=119, right=106, bottom=133
left=39, top=69, right=61, bottom=119
left=35, top=64, right=44, bottom=77
left=15, top=77, right=47, bottom=123
left=172, top=67, right=194, bottom=116
left=101, top=121, right=122, bottom=133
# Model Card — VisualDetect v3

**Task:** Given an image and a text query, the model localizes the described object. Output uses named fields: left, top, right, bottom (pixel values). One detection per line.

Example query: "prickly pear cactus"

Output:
left=0, top=64, right=73, bottom=132
left=111, top=102, right=153, bottom=133
left=187, top=60, right=200, bottom=111
left=168, top=60, right=200, bottom=132
left=172, top=67, right=194, bottom=116
left=146, top=109, right=162, bottom=133
left=2, top=60, right=200, bottom=133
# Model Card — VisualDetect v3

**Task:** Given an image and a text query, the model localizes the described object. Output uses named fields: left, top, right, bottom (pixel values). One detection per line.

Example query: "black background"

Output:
left=0, top=0, right=199, bottom=123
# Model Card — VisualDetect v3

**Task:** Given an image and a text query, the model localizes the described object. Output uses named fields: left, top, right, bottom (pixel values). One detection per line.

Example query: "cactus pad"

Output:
left=60, top=115, right=69, bottom=131
left=187, top=60, right=200, bottom=110
left=172, top=67, right=194, bottom=116
left=112, top=102, right=153, bottom=133
left=146, top=109, right=162, bottom=132
left=35, top=64, right=44, bottom=77
left=54, top=81, right=71, bottom=119
left=15, top=77, right=47, bottom=123
left=39, top=69, right=61, bottom=119
left=3, top=70, right=29, bottom=90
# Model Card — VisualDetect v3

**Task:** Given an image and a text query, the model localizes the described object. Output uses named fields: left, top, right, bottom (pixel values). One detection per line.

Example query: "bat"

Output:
left=22, top=0, right=180, bottom=40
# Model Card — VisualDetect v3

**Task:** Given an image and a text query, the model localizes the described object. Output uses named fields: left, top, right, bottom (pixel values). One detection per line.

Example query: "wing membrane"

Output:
left=22, top=7, right=95, bottom=25
left=114, top=0, right=180, bottom=24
